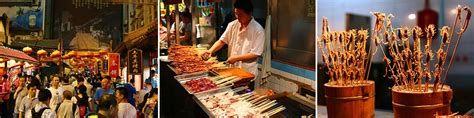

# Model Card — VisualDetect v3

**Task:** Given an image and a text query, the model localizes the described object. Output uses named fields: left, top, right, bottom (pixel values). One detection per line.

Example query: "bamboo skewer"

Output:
left=441, top=6, right=472, bottom=90
left=366, top=6, right=470, bottom=92
left=264, top=106, right=286, bottom=116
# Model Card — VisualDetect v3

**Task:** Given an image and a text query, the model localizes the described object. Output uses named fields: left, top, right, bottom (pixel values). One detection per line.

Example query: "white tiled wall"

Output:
left=259, top=68, right=315, bottom=94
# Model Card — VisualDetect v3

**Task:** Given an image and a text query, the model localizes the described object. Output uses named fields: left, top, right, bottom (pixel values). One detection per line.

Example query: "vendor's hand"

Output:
left=200, top=51, right=212, bottom=60
left=226, top=56, right=239, bottom=64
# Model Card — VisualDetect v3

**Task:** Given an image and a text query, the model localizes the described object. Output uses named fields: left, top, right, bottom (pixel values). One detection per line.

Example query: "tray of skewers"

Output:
left=167, top=45, right=228, bottom=75
left=194, top=87, right=286, bottom=118
left=175, top=71, right=243, bottom=94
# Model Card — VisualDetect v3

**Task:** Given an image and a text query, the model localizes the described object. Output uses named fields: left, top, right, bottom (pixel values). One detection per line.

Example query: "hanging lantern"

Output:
left=52, top=57, right=61, bottom=63
left=68, top=51, right=77, bottom=57
left=99, top=49, right=108, bottom=55
left=50, top=50, right=62, bottom=58
left=23, top=47, right=33, bottom=54
left=85, top=52, right=93, bottom=58
left=37, top=49, right=48, bottom=56
left=62, top=54, right=71, bottom=59
left=93, top=53, right=102, bottom=58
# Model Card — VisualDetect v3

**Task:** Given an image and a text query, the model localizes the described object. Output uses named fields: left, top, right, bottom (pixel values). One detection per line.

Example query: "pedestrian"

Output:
left=86, top=94, right=118, bottom=118
left=141, top=88, right=157, bottom=118
left=119, top=77, right=136, bottom=107
left=145, top=70, right=157, bottom=88
left=19, top=83, right=39, bottom=118
left=74, top=85, right=89, bottom=118
left=115, top=87, right=136, bottom=118
left=62, top=76, right=75, bottom=95
left=13, top=77, right=27, bottom=118
left=94, top=76, right=114, bottom=105
left=0, top=74, right=11, bottom=118
left=29, top=89, right=56, bottom=118
left=48, top=76, right=64, bottom=112
left=56, top=90, right=79, bottom=118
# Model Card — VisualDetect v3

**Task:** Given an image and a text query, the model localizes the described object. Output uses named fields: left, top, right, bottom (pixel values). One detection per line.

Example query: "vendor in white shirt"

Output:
left=201, top=0, right=264, bottom=75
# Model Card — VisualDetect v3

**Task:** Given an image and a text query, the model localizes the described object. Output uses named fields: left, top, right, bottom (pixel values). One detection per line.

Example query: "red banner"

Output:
left=108, top=53, right=120, bottom=78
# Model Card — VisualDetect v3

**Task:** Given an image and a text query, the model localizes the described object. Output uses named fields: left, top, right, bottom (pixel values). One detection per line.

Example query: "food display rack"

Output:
left=174, top=71, right=233, bottom=94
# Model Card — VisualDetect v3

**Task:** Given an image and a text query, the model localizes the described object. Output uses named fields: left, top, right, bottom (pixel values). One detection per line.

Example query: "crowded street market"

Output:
left=159, top=0, right=316, bottom=117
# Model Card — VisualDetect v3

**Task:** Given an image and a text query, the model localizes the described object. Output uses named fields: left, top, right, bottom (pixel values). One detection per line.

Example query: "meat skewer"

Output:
left=433, top=27, right=450, bottom=91
left=319, top=17, right=370, bottom=86
left=424, top=25, right=436, bottom=92
left=368, top=6, right=470, bottom=92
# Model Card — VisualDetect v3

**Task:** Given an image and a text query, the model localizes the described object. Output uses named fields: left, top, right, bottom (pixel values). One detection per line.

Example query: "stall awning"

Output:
left=113, top=21, right=157, bottom=53
left=0, top=46, right=38, bottom=62
left=9, top=40, right=60, bottom=49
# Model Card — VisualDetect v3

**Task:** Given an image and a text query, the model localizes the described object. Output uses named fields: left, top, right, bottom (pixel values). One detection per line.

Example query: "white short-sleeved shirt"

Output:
left=220, top=18, right=265, bottom=75
left=117, top=103, right=137, bottom=118
left=48, top=87, right=64, bottom=110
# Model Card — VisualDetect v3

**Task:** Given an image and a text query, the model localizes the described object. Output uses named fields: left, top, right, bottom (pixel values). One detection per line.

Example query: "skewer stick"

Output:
left=441, top=6, right=471, bottom=90
left=265, top=106, right=286, bottom=116
left=251, top=100, right=271, bottom=109
left=251, top=99, right=271, bottom=108
left=257, top=102, right=278, bottom=113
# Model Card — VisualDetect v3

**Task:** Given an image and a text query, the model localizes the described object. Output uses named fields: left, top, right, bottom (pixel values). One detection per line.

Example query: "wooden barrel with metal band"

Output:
left=392, top=85, right=453, bottom=118
left=324, top=80, right=375, bottom=118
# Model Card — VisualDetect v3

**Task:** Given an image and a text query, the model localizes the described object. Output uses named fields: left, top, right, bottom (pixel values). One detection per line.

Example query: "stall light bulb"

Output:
left=451, top=9, right=458, bottom=14
left=408, top=14, right=416, bottom=20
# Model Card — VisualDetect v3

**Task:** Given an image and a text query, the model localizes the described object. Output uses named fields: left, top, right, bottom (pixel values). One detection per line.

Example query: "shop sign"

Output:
left=128, top=48, right=142, bottom=75
left=108, top=53, right=120, bottom=78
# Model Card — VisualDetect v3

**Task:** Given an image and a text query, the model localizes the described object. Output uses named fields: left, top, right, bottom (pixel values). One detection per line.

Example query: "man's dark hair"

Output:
left=115, top=87, right=128, bottom=98
left=98, top=94, right=117, bottom=110
left=2, top=74, right=7, bottom=79
left=77, top=77, right=84, bottom=83
left=62, top=76, right=69, bottom=83
left=234, top=0, right=253, bottom=14
left=63, top=90, right=73, bottom=100
left=27, top=83, right=38, bottom=89
left=150, top=70, right=155, bottom=74
left=76, top=85, right=87, bottom=96
left=38, top=89, right=52, bottom=102
left=129, top=78, right=135, bottom=84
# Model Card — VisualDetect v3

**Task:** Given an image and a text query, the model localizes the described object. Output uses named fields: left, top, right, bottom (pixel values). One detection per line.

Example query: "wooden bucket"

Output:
left=324, top=80, right=375, bottom=118
left=392, top=85, right=453, bottom=118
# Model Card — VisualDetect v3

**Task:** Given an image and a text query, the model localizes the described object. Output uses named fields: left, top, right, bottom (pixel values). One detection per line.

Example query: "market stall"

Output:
left=160, top=0, right=316, bottom=117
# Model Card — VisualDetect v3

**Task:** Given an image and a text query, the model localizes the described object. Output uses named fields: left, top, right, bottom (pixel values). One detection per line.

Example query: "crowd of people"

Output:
left=0, top=70, right=158, bottom=118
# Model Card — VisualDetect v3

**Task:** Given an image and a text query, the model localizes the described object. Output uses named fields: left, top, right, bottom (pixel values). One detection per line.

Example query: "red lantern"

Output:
left=68, top=51, right=77, bottom=57
left=62, top=54, right=71, bottom=59
left=37, top=50, right=48, bottom=56
left=23, top=47, right=33, bottom=54
left=50, top=50, right=61, bottom=58
left=85, top=52, right=93, bottom=58
left=93, top=53, right=101, bottom=58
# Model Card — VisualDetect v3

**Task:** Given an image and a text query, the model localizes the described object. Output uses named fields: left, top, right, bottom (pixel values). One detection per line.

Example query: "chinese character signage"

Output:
left=128, top=48, right=142, bottom=75
left=108, top=53, right=120, bottom=78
